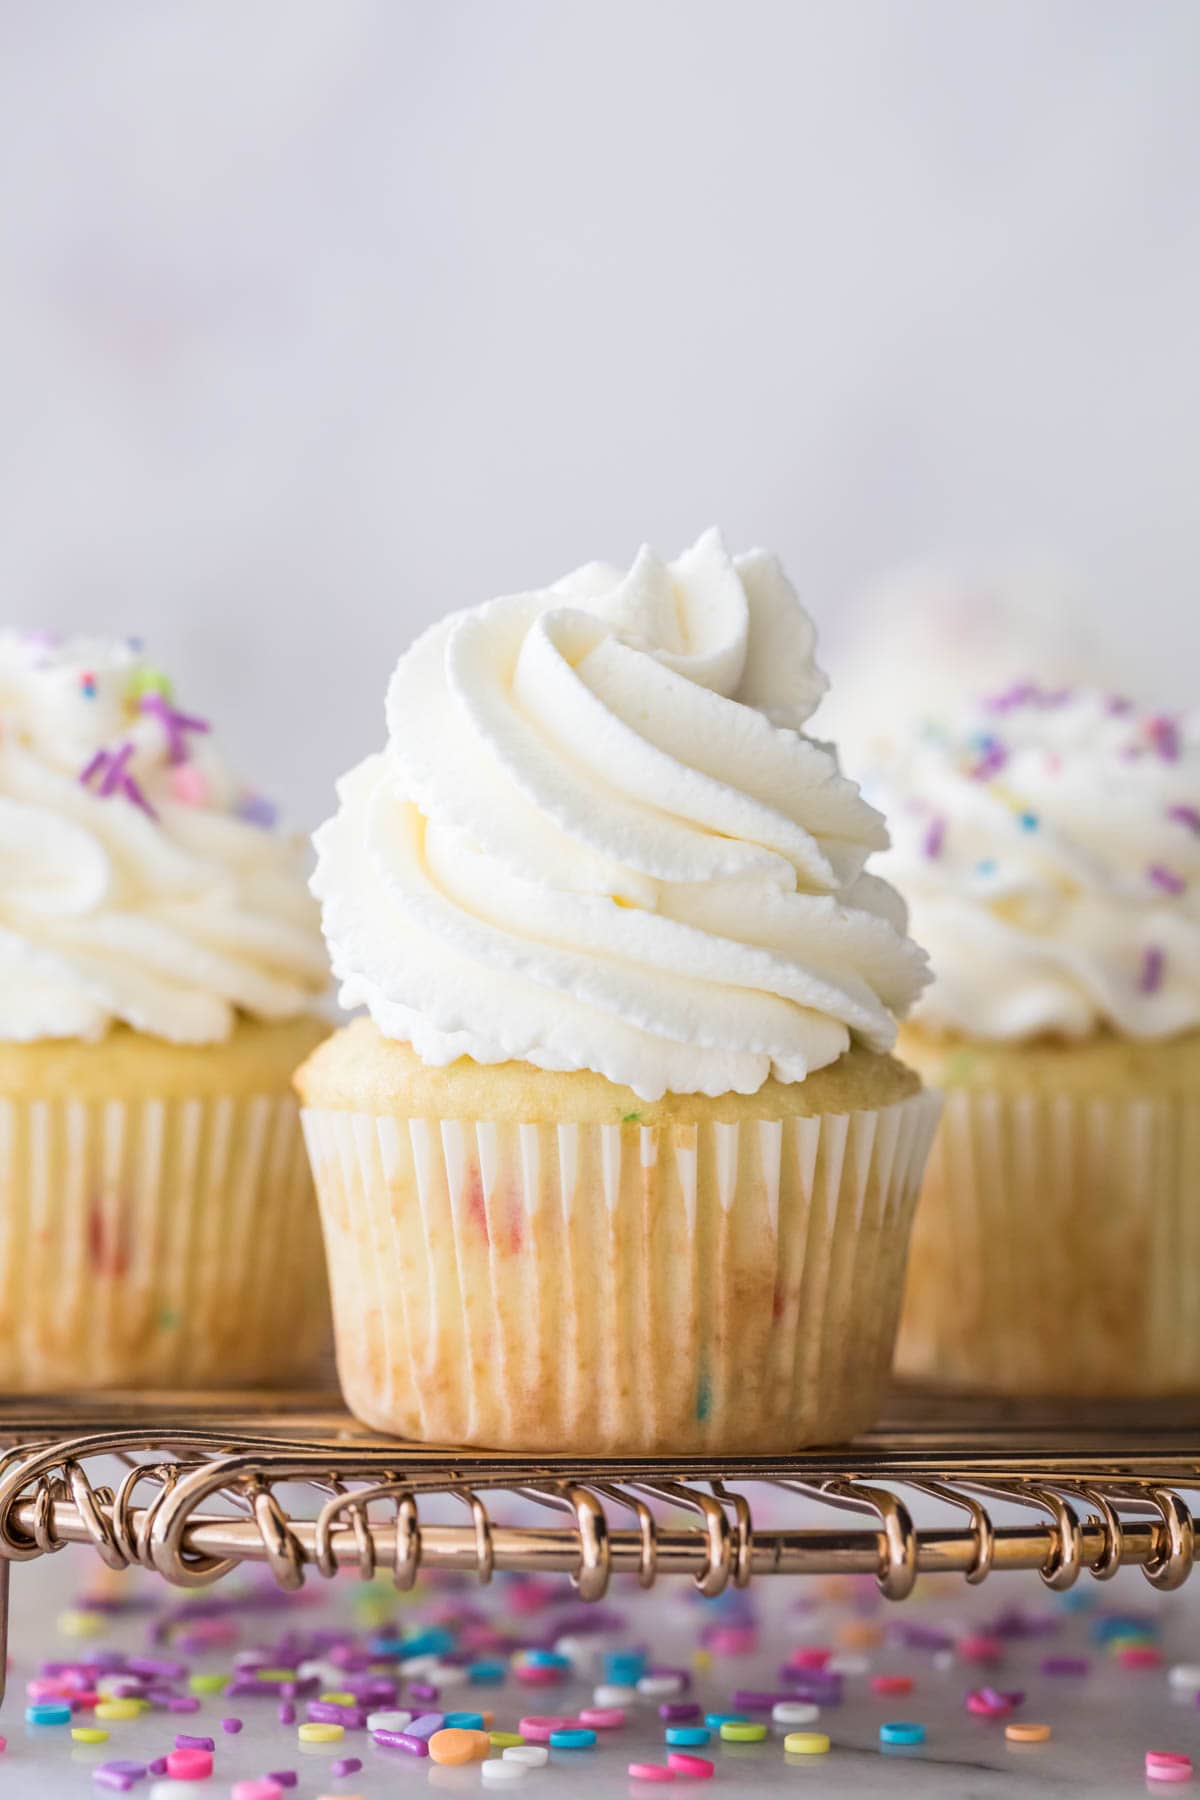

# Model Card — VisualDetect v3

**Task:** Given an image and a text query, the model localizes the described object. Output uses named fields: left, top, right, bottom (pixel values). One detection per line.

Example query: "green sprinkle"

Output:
left=622, top=1111, right=642, bottom=1123
left=188, top=1673, right=229, bottom=1695
left=157, top=1307, right=179, bottom=1330
left=126, top=666, right=173, bottom=702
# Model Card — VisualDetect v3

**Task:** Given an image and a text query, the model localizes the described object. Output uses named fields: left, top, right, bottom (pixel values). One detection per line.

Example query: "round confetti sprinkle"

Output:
left=482, top=1764, right=528, bottom=1786
left=503, top=1744, right=549, bottom=1767
left=165, top=1749, right=213, bottom=1779
left=26, top=1701, right=71, bottom=1724
left=666, top=1726, right=711, bottom=1746
left=772, top=1701, right=819, bottom=1725
left=705, top=1712, right=748, bottom=1729
left=231, top=1784, right=285, bottom=1800
left=489, top=1731, right=526, bottom=1747
left=628, top=1764, right=674, bottom=1783
left=443, top=1710, right=486, bottom=1729
left=298, top=1720, right=344, bottom=1742
left=639, top=1674, right=685, bottom=1698
left=368, top=1708, right=413, bottom=1733
left=95, top=1699, right=142, bottom=1721
left=1147, top=1757, right=1194, bottom=1785
left=1006, top=1722, right=1052, bottom=1743
left=871, top=1674, right=914, bottom=1695
left=518, top=1714, right=575, bottom=1742
left=667, top=1750, right=714, bottom=1778
left=784, top=1730, right=831, bottom=1755
left=595, top=1684, right=638, bottom=1707
left=578, top=1707, right=625, bottom=1729
left=880, top=1721, right=925, bottom=1745
left=1169, top=1666, right=1200, bottom=1691
left=550, top=1727, right=597, bottom=1748
left=429, top=1726, right=484, bottom=1764
left=72, top=1727, right=110, bottom=1743
left=719, top=1720, right=767, bottom=1742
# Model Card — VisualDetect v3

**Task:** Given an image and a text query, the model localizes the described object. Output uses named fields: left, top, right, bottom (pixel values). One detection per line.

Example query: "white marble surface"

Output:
left=4, top=1542, right=1200, bottom=1798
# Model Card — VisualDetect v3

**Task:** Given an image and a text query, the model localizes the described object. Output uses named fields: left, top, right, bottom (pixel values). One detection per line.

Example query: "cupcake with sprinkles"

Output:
left=0, top=629, right=331, bottom=1389
left=297, top=530, right=939, bottom=1451
left=875, top=683, right=1200, bottom=1394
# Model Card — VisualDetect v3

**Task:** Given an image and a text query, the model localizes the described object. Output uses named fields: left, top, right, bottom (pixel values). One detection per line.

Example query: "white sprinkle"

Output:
left=150, top=1786, right=211, bottom=1800
left=555, top=1634, right=601, bottom=1670
left=504, top=1744, right=549, bottom=1766
left=637, top=1674, right=684, bottom=1698
left=773, top=1701, right=820, bottom=1725
left=593, top=1684, right=638, bottom=1707
left=1169, top=1663, right=1200, bottom=1691
left=367, top=1708, right=414, bottom=1733
left=483, top=1761, right=528, bottom=1784
left=297, top=1659, right=343, bottom=1685
left=932, top=1650, right=956, bottom=1673
left=397, top=1652, right=441, bottom=1676
left=827, top=1653, right=870, bottom=1676
left=425, top=1662, right=469, bottom=1689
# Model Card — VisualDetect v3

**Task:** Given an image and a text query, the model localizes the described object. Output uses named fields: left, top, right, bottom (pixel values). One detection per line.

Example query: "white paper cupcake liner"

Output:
left=897, top=1085, right=1200, bottom=1395
left=0, top=1091, right=329, bottom=1391
left=302, top=1089, right=940, bottom=1452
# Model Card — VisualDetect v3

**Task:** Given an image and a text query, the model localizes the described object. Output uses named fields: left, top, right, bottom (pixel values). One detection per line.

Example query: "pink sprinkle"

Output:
left=579, top=1707, right=626, bottom=1728
left=518, top=1713, right=578, bottom=1741
left=628, top=1764, right=675, bottom=1783
left=1148, top=864, right=1186, bottom=896
left=231, top=1783, right=285, bottom=1800
left=166, top=1747, right=213, bottom=1779
left=667, top=1751, right=714, bottom=1778
left=1168, top=805, right=1200, bottom=835
left=169, top=763, right=210, bottom=806
left=871, top=1674, right=913, bottom=1695
left=957, top=1635, right=1003, bottom=1665
left=1120, top=1645, right=1164, bottom=1669
left=788, top=1647, right=832, bottom=1671
left=1147, top=716, right=1182, bottom=761
left=705, top=1626, right=757, bottom=1655
left=1140, top=946, right=1166, bottom=994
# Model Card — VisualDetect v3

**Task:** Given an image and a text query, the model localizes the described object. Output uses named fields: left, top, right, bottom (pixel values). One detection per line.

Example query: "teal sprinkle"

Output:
left=976, top=858, right=998, bottom=876
left=695, top=1372, right=712, bottom=1422
left=1018, top=811, right=1039, bottom=830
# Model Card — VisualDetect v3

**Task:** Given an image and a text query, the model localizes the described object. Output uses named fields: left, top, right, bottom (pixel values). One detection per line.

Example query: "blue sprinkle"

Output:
left=522, top=1650, right=570, bottom=1670
left=881, top=1720, right=926, bottom=1745
left=370, top=1627, right=454, bottom=1660
left=975, top=858, right=998, bottom=877
left=695, top=1371, right=712, bottom=1422
left=705, top=1712, right=748, bottom=1729
left=666, top=1726, right=712, bottom=1746
left=467, top=1660, right=507, bottom=1684
left=604, top=1651, right=647, bottom=1685
left=550, top=1727, right=597, bottom=1749
left=1018, top=811, right=1039, bottom=831
left=444, top=1711, right=485, bottom=1730
left=26, top=1702, right=72, bottom=1725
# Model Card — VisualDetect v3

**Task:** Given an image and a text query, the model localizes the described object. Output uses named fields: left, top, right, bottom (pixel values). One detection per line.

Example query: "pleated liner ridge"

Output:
left=0, top=1092, right=330, bottom=1390
left=898, top=1086, right=1200, bottom=1397
left=302, top=1089, right=940, bottom=1453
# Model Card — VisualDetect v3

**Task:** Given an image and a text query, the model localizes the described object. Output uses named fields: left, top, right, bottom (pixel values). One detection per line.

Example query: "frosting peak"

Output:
left=315, top=531, right=928, bottom=1099
left=0, top=631, right=328, bottom=1043
left=877, top=686, right=1200, bottom=1042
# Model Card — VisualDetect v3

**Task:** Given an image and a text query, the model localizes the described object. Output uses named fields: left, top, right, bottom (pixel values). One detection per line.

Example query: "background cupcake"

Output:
left=0, top=629, right=331, bottom=1389
left=876, top=684, right=1200, bottom=1395
left=298, top=530, right=938, bottom=1452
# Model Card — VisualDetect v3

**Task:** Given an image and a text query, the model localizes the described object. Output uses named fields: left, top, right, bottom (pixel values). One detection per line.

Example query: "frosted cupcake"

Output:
left=297, top=530, right=938, bottom=1452
left=0, top=630, right=331, bottom=1389
left=878, top=685, right=1200, bottom=1395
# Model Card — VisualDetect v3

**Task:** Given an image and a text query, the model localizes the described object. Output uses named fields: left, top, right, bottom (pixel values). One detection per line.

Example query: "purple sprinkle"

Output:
left=1041, top=1655, right=1090, bottom=1676
left=267, top=1777, right=299, bottom=1791
left=97, top=741, right=134, bottom=797
left=276, top=1701, right=295, bottom=1725
left=1140, top=946, right=1166, bottom=994
left=139, top=692, right=210, bottom=764
left=149, top=1758, right=168, bottom=1776
left=377, top=1729, right=430, bottom=1756
left=222, top=1716, right=244, bottom=1734
left=93, top=1765, right=147, bottom=1793
left=331, top=1759, right=363, bottom=1777
left=128, top=1656, right=187, bottom=1680
left=969, top=739, right=1009, bottom=781
left=166, top=1694, right=200, bottom=1713
left=79, top=749, right=108, bottom=786
left=735, top=1688, right=801, bottom=1710
left=891, top=1623, right=954, bottom=1651
left=1168, top=804, right=1200, bottom=835
left=1148, top=863, right=1187, bottom=896
left=1107, top=693, right=1134, bottom=715
left=984, top=681, right=1038, bottom=714
left=1147, top=716, right=1181, bottom=761
left=305, top=1699, right=367, bottom=1727
left=174, top=1733, right=215, bottom=1751
left=922, top=814, right=947, bottom=859
left=404, top=1711, right=446, bottom=1739
left=409, top=1681, right=440, bottom=1702
left=659, top=1702, right=701, bottom=1721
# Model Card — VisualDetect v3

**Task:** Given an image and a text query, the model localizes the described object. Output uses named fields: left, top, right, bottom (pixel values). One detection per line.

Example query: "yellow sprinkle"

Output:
left=95, top=1700, right=142, bottom=1721
left=299, top=1721, right=345, bottom=1743
left=1006, top=1722, right=1052, bottom=1743
left=189, top=1673, right=228, bottom=1695
left=785, top=1731, right=831, bottom=1755
left=691, top=1649, right=713, bottom=1673
left=320, top=1690, right=355, bottom=1705
left=57, top=1610, right=105, bottom=1639
left=489, top=1732, right=525, bottom=1748
left=255, top=1668, right=298, bottom=1682
left=721, top=1722, right=766, bottom=1742
left=71, top=1727, right=109, bottom=1744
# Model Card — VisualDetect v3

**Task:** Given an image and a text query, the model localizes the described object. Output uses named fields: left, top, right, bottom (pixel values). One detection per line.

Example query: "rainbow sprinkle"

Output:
left=1140, top=947, right=1166, bottom=994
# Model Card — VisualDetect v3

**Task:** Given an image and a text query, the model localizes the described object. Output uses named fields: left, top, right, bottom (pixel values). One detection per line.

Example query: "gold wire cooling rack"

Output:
left=0, top=1383, right=1198, bottom=1684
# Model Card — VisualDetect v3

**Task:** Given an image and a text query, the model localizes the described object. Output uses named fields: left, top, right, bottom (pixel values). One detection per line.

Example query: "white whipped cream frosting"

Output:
left=0, top=631, right=328, bottom=1043
left=877, top=686, right=1200, bottom=1042
left=315, top=531, right=929, bottom=1099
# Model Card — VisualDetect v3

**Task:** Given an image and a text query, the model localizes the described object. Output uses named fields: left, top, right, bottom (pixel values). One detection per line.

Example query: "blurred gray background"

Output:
left=1, top=0, right=1197, bottom=820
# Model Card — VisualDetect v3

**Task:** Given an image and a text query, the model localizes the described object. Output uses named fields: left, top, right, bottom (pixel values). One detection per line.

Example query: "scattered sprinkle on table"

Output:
left=297, top=1719, right=343, bottom=1742
left=784, top=1730, right=831, bottom=1755
left=720, top=1719, right=766, bottom=1741
left=880, top=1720, right=926, bottom=1745
left=1006, top=1721, right=1052, bottom=1743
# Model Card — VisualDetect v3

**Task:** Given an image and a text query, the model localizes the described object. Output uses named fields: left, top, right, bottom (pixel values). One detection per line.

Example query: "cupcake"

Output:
left=0, top=630, right=331, bottom=1389
left=877, top=685, right=1200, bottom=1395
left=297, top=530, right=938, bottom=1452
